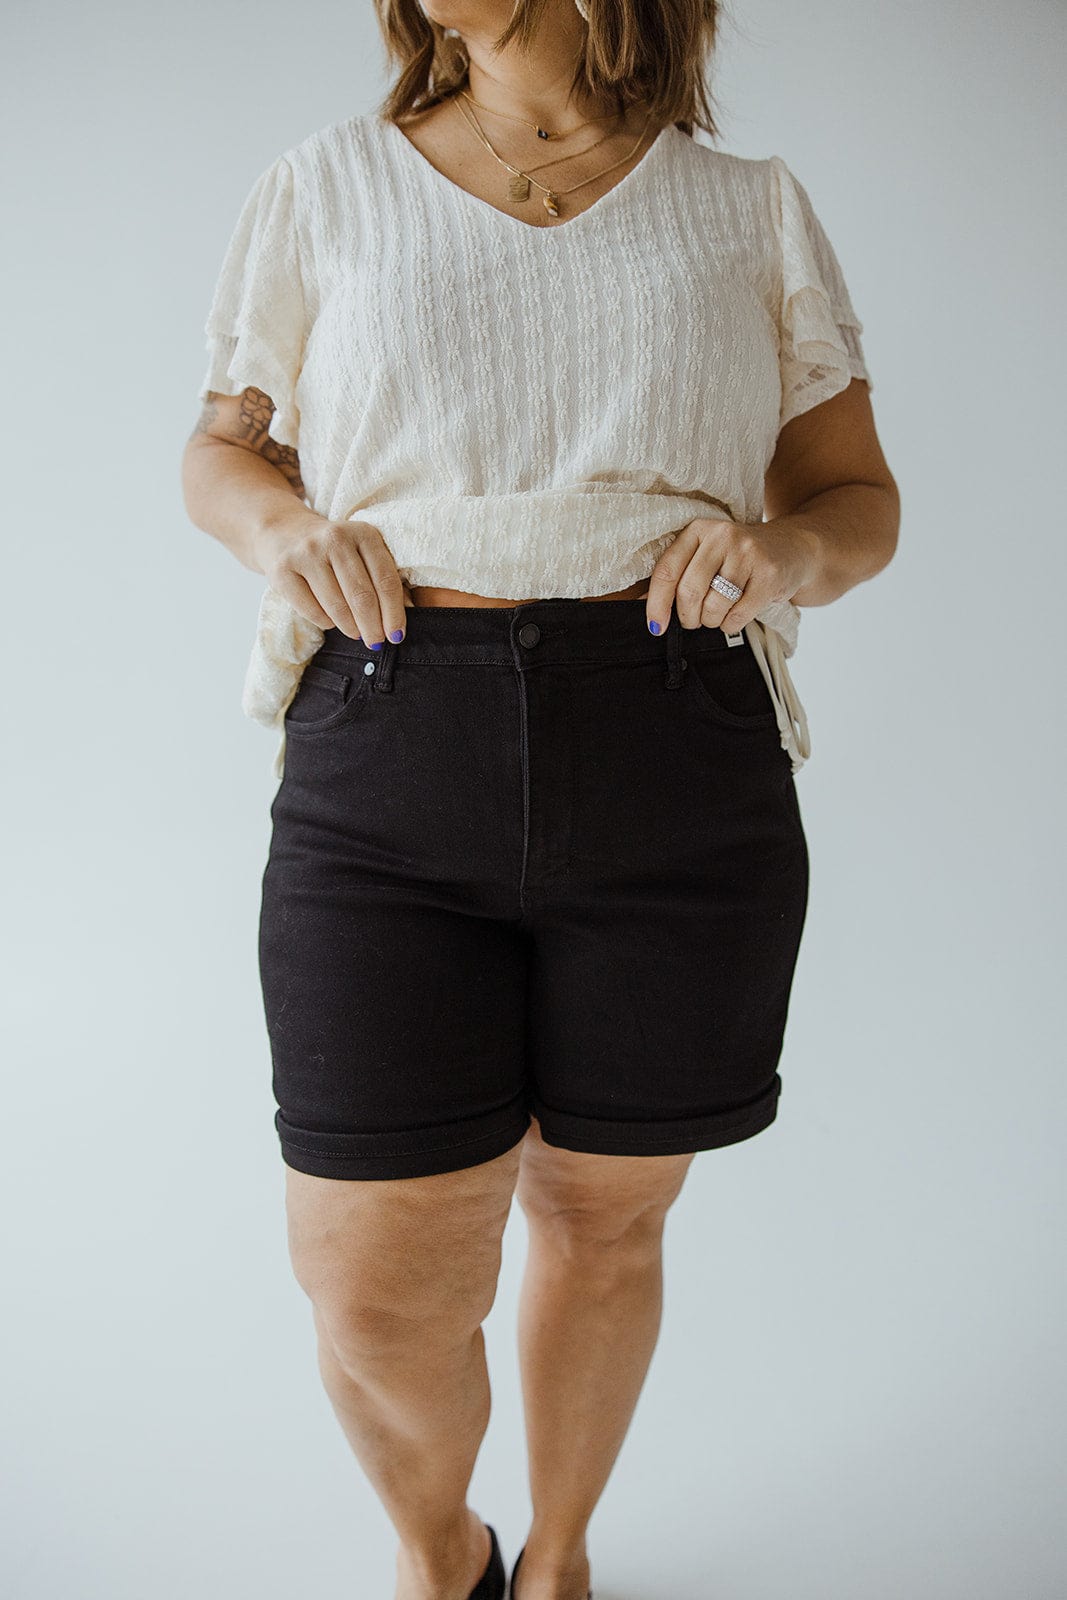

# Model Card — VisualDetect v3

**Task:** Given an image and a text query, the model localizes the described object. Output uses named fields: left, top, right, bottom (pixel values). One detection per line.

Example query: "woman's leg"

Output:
left=511, top=1119, right=696, bottom=1600
left=284, top=1140, right=524, bottom=1600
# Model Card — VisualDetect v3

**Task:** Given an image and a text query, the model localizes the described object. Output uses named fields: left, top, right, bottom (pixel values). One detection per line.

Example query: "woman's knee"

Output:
left=515, top=1121, right=694, bottom=1257
left=282, top=1150, right=521, bottom=1358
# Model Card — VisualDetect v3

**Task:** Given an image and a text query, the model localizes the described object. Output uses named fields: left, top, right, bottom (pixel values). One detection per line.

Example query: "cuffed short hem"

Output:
left=529, top=1073, right=781, bottom=1157
left=274, top=1100, right=532, bottom=1180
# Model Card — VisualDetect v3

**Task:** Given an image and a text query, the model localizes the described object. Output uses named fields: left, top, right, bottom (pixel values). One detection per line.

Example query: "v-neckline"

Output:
left=378, top=111, right=676, bottom=235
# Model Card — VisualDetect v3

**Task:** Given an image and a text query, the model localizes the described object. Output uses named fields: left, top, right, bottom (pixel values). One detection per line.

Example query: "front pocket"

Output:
left=682, top=644, right=779, bottom=729
left=283, top=658, right=371, bottom=735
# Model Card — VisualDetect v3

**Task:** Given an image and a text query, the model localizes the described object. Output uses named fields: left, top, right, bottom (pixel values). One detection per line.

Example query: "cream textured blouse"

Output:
left=198, top=110, right=871, bottom=779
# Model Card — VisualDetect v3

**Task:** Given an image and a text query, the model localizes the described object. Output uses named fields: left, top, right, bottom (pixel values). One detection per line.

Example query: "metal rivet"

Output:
left=363, top=661, right=375, bottom=675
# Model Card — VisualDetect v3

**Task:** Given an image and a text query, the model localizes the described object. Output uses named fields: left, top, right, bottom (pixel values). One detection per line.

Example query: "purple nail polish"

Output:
left=369, top=641, right=384, bottom=651
left=389, top=628, right=404, bottom=642
left=648, top=618, right=661, bottom=635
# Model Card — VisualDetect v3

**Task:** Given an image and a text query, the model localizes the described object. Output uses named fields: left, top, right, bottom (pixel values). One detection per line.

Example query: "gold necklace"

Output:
left=452, top=96, right=656, bottom=218
left=459, top=88, right=627, bottom=178
left=520, top=120, right=628, bottom=180
left=458, top=87, right=640, bottom=143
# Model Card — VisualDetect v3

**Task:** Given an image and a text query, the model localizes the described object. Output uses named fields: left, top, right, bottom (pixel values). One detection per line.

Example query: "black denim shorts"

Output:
left=258, top=597, right=809, bottom=1180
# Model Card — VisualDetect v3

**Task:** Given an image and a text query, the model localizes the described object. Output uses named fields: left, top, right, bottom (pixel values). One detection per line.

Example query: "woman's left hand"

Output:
left=644, top=517, right=818, bottom=635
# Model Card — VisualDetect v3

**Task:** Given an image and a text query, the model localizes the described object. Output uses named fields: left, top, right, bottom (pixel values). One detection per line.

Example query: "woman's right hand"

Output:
left=253, top=509, right=413, bottom=645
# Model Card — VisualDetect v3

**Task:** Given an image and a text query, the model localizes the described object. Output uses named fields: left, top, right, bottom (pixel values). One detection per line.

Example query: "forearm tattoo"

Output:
left=194, top=386, right=307, bottom=499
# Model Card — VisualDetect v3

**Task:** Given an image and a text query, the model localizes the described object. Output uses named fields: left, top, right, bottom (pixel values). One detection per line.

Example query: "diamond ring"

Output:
left=710, top=573, right=744, bottom=603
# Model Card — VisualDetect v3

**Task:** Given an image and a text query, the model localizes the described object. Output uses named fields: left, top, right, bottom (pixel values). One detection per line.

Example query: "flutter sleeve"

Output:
left=197, top=152, right=308, bottom=449
left=768, top=154, right=872, bottom=430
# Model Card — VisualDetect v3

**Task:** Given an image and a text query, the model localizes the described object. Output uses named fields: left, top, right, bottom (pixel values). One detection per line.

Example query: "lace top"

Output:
left=197, top=110, right=871, bottom=778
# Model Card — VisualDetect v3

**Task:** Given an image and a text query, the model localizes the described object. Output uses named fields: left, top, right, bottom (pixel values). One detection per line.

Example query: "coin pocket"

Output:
left=283, top=659, right=370, bottom=734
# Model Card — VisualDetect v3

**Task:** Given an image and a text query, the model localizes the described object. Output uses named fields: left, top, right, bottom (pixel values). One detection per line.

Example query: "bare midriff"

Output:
left=408, top=576, right=651, bottom=607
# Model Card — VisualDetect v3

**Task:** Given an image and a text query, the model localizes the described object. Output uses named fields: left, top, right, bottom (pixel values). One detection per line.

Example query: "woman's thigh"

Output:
left=284, top=1141, right=524, bottom=1351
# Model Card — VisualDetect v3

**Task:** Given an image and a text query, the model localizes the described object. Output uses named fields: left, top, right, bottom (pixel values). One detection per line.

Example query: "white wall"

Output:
left=2, top=2, right=1064, bottom=1596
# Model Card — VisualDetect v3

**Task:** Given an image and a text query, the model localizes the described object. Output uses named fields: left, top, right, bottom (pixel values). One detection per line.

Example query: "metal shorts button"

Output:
left=518, top=622, right=541, bottom=647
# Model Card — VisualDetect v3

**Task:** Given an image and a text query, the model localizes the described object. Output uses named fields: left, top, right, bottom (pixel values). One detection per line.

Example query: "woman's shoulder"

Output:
left=266, top=112, right=387, bottom=237
left=670, top=129, right=776, bottom=180
left=666, top=130, right=784, bottom=229
left=281, top=110, right=390, bottom=174
left=670, top=131, right=788, bottom=206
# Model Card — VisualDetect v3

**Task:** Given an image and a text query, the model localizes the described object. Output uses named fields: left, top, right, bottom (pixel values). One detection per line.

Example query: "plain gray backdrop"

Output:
left=3, top=1, right=1065, bottom=1596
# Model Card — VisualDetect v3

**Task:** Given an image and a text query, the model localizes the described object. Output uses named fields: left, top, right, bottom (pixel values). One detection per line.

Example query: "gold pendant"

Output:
left=508, top=171, right=531, bottom=202
left=543, top=192, right=560, bottom=216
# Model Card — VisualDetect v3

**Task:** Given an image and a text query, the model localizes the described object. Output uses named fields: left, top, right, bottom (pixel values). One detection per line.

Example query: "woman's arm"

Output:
left=762, top=377, right=900, bottom=608
left=646, top=378, right=899, bottom=634
left=181, top=386, right=315, bottom=575
left=180, top=385, right=413, bottom=642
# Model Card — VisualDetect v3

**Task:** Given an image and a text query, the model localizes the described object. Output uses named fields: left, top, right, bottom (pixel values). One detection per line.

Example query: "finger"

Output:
left=268, top=569, right=338, bottom=632
left=673, top=529, right=739, bottom=631
left=358, top=534, right=409, bottom=644
left=708, top=589, right=764, bottom=635
left=698, top=563, right=750, bottom=632
left=304, top=550, right=377, bottom=641
left=324, top=535, right=388, bottom=644
left=644, top=523, right=703, bottom=635
left=269, top=524, right=381, bottom=640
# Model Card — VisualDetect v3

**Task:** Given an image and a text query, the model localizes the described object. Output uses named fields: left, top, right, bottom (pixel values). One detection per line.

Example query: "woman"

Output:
left=182, top=2, right=899, bottom=1596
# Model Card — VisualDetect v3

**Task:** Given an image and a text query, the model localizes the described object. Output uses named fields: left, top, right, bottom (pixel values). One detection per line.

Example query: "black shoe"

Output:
left=469, top=1522, right=506, bottom=1600
left=509, top=1543, right=592, bottom=1600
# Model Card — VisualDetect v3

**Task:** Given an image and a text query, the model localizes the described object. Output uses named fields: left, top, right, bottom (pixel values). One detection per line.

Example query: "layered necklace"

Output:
left=452, top=89, right=654, bottom=219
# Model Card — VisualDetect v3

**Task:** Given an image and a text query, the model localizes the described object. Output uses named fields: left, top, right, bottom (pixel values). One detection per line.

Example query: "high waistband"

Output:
left=321, top=596, right=738, bottom=669
left=292, top=598, right=811, bottom=781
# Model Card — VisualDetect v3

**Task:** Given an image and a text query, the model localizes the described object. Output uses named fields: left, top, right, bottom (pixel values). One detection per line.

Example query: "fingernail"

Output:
left=648, top=618, right=661, bottom=635
left=369, top=641, right=384, bottom=651
left=389, top=628, right=404, bottom=642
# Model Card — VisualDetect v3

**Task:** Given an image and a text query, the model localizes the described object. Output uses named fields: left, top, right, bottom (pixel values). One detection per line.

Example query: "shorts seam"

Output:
left=532, top=1118, right=770, bottom=1147
left=277, top=1121, right=530, bottom=1160
left=530, top=1081, right=779, bottom=1149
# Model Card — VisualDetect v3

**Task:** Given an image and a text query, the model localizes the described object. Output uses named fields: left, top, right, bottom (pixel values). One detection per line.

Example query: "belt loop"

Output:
left=374, top=639, right=397, bottom=692
left=663, top=610, right=684, bottom=689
